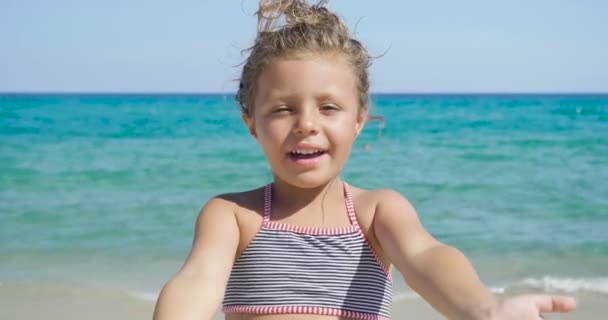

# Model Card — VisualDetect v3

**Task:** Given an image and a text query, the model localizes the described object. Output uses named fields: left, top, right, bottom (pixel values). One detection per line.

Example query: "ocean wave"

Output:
left=393, top=287, right=508, bottom=302
left=392, top=276, right=608, bottom=302
left=125, top=276, right=608, bottom=304
left=127, top=290, right=158, bottom=302
left=514, top=276, right=608, bottom=294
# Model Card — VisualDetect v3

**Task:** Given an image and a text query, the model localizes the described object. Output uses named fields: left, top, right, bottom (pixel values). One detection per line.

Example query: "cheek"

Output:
left=257, top=120, right=289, bottom=149
left=327, top=116, right=359, bottom=141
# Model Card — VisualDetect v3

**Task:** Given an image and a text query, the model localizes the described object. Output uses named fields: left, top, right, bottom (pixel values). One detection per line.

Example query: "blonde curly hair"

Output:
left=237, top=0, right=372, bottom=117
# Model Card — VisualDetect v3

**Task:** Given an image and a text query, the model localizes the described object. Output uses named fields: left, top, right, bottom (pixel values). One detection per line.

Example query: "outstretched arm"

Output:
left=153, top=197, right=239, bottom=320
left=373, top=190, right=576, bottom=320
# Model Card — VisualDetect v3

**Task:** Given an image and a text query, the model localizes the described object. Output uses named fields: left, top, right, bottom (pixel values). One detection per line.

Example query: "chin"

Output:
left=276, top=171, right=340, bottom=189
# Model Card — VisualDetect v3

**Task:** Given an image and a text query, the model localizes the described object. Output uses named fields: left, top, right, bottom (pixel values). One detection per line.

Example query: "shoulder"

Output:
left=346, top=185, right=429, bottom=264
left=374, top=188, right=416, bottom=211
left=206, top=187, right=264, bottom=210
left=347, top=185, right=416, bottom=216
left=196, top=187, right=265, bottom=227
left=352, top=187, right=438, bottom=258
left=345, top=184, right=419, bottom=237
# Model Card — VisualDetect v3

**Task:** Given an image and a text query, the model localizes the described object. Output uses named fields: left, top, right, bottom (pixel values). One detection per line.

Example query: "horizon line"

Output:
left=2, top=91, right=608, bottom=96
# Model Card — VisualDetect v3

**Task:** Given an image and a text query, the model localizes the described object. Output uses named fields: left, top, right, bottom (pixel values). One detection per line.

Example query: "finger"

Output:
left=533, top=295, right=577, bottom=313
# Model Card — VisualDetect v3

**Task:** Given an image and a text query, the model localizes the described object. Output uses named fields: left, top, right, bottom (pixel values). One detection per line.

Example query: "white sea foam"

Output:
left=392, top=276, right=607, bottom=302
left=127, top=290, right=159, bottom=302
left=124, top=276, right=608, bottom=304
left=516, top=276, right=608, bottom=294
left=393, top=287, right=506, bottom=302
left=490, top=286, right=506, bottom=294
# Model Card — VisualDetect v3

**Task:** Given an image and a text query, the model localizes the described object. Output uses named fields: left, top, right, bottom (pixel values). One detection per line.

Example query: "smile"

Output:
left=287, top=149, right=327, bottom=167
left=289, top=149, right=326, bottom=158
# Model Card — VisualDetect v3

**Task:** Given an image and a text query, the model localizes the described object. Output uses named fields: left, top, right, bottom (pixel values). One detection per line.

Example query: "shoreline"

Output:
left=1, top=281, right=605, bottom=320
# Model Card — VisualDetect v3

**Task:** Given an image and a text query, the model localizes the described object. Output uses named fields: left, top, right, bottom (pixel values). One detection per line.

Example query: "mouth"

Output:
left=287, top=149, right=327, bottom=161
left=288, top=149, right=327, bottom=160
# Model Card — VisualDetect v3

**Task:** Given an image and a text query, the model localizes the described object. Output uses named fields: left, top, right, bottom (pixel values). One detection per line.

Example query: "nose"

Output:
left=293, top=109, right=319, bottom=136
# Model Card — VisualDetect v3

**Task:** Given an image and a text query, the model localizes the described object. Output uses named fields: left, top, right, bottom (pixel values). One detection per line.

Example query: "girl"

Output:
left=154, top=1, right=576, bottom=319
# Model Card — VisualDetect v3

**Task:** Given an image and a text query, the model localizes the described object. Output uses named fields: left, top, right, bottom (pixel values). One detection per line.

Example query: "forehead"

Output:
left=255, top=53, right=358, bottom=103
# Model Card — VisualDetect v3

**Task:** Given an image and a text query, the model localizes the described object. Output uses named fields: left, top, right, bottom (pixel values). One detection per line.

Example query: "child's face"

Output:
left=243, top=53, right=367, bottom=188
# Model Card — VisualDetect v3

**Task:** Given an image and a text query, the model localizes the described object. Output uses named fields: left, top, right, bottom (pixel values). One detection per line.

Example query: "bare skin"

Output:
left=153, top=54, right=576, bottom=320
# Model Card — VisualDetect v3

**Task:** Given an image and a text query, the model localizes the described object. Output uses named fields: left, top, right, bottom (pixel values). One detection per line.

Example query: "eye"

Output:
left=272, top=105, right=292, bottom=114
left=320, top=104, right=340, bottom=112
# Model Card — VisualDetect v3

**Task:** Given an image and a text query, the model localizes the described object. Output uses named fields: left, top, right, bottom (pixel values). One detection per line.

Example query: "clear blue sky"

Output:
left=2, top=0, right=607, bottom=93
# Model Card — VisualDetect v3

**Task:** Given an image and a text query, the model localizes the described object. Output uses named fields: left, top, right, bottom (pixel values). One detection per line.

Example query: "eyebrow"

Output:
left=264, top=90, right=344, bottom=103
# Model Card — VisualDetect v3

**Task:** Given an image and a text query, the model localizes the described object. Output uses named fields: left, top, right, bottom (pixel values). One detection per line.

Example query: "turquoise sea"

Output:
left=1, top=94, right=607, bottom=302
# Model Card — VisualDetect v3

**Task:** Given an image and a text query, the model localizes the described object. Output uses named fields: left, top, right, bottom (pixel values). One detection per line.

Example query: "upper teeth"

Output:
left=292, top=149, right=322, bottom=155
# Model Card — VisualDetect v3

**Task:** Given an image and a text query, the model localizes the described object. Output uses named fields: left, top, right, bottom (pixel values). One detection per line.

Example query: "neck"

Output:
left=271, top=176, right=344, bottom=212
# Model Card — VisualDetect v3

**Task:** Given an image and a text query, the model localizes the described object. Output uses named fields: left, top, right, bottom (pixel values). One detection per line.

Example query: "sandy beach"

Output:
left=1, top=281, right=604, bottom=320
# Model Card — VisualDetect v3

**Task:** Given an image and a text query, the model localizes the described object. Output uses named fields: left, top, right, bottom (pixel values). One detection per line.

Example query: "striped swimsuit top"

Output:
left=223, top=182, right=393, bottom=320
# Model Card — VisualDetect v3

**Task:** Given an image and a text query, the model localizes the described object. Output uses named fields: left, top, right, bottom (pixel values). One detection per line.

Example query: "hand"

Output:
left=492, top=294, right=577, bottom=319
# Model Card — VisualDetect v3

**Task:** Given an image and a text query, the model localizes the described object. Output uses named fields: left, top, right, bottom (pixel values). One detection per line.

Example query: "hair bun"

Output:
left=257, top=0, right=337, bottom=33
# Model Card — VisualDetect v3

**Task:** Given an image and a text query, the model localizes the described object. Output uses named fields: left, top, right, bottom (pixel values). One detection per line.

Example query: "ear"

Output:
left=241, top=113, right=258, bottom=139
left=355, top=104, right=369, bottom=137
